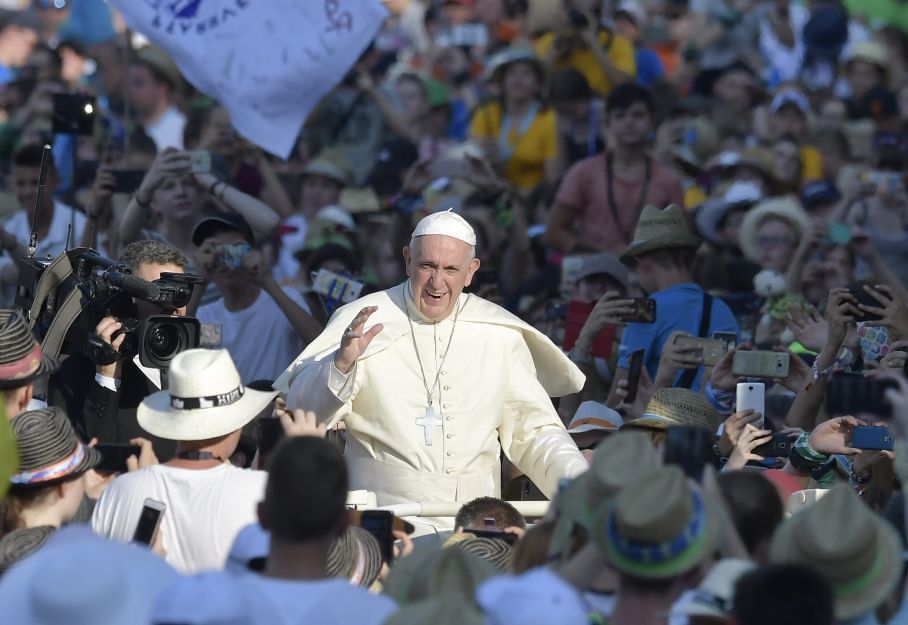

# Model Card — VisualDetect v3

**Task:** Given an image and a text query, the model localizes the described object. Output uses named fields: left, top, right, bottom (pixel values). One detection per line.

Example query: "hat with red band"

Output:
left=10, top=407, right=99, bottom=487
left=0, top=310, right=58, bottom=389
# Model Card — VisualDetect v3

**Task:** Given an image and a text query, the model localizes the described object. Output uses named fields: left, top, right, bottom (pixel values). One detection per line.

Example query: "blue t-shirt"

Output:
left=617, top=283, right=739, bottom=392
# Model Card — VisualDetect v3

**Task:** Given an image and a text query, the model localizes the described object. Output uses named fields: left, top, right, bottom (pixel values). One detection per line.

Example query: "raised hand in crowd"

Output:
left=785, top=305, right=828, bottom=354
left=777, top=347, right=812, bottom=393
left=90, top=165, right=116, bottom=221
left=134, top=148, right=191, bottom=206
left=93, top=315, right=128, bottom=379
left=653, top=331, right=703, bottom=389
left=724, top=423, right=773, bottom=471
left=717, top=409, right=761, bottom=457
left=574, top=292, right=635, bottom=355
left=277, top=405, right=328, bottom=439
left=818, top=288, right=859, bottom=368
left=613, top=366, right=653, bottom=421
left=710, top=345, right=746, bottom=393
left=807, top=415, right=862, bottom=456
left=126, top=437, right=159, bottom=471
left=240, top=248, right=270, bottom=286
left=858, top=284, right=908, bottom=340
left=879, top=340, right=908, bottom=370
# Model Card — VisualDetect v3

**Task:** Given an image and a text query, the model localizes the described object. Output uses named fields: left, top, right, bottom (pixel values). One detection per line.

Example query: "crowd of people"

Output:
left=1, top=0, right=908, bottom=623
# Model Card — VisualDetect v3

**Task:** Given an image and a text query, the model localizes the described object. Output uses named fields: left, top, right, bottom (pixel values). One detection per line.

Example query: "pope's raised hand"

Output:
left=334, top=306, right=383, bottom=374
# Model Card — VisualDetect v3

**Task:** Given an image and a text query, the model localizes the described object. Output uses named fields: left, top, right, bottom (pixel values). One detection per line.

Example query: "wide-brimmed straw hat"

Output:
left=383, top=546, right=497, bottom=607
left=137, top=349, right=278, bottom=441
left=620, top=204, right=702, bottom=265
left=621, top=387, right=721, bottom=433
left=845, top=41, right=889, bottom=74
left=738, top=195, right=809, bottom=263
left=0, top=525, right=54, bottom=576
left=9, top=407, right=100, bottom=487
left=302, top=152, right=352, bottom=188
left=549, top=431, right=658, bottom=562
left=0, top=310, right=58, bottom=389
left=770, top=483, right=902, bottom=620
left=594, top=465, right=723, bottom=579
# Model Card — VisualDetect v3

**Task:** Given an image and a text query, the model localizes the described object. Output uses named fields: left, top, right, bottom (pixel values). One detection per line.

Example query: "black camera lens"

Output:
left=148, top=325, right=180, bottom=359
left=748, top=386, right=754, bottom=391
left=138, top=316, right=201, bottom=369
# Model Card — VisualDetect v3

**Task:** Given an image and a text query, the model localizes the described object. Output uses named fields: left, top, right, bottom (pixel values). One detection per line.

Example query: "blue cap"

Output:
left=800, top=180, right=841, bottom=209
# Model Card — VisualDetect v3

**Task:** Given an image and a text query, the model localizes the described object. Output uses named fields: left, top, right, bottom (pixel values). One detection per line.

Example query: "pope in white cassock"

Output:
left=275, top=210, right=587, bottom=523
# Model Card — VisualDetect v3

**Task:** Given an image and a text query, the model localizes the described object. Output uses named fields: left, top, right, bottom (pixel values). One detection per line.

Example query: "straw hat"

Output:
left=672, top=117, right=721, bottom=175
left=738, top=195, right=809, bottom=264
left=845, top=41, right=889, bottom=74
left=593, top=466, right=723, bottom=579
left=620, top=204, right=702, bottom=265
left=302, top=153, right=352, bottom=188
left=0, top=310, right=58, bottom=389
left=10, top=407, right=100, bottom=487
left=673, top=558, right=755, bottom=619
left=137, top=349, right=278, bottom=441
left=0, top=525, right=54, bottom=576
left=451, top=536, right=514, bottom=572
left=621, top=387, right=721, bottom=433
left=383, top=546, right=497, bottom=607
left=549, top=431, right=658, bottom=561
left=137, top=45, right=183, bottom=91
left=769, top=483, right=902, bottom=620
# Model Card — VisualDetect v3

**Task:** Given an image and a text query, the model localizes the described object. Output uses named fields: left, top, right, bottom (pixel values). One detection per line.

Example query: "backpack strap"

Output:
left=677, top=292, right=713, bottom=389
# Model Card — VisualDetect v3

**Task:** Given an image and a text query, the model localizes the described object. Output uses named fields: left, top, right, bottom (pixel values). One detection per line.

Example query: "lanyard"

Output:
left=587, top=103, right=599, bottom=157
left=605, top=151, right=653, bottom=243
left=498, top=101, right=540, bottom=162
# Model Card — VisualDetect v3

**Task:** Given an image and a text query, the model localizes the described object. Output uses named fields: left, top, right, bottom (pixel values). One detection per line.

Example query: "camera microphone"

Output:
left=105, top=272, right=162, bottom=301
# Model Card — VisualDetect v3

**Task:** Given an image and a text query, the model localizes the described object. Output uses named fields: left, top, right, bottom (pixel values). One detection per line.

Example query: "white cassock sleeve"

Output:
left=288, top=357, right=361, bottom=429
left=498, top=337, right=587, bottom=498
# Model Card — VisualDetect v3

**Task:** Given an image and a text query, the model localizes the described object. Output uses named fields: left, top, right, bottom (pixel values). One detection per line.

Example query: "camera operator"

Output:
left=47, top=240, right=191, bottom=460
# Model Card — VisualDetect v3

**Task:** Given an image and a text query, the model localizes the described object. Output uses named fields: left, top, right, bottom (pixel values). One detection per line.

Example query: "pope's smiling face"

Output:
left=404, top=234, right=480, bottom=321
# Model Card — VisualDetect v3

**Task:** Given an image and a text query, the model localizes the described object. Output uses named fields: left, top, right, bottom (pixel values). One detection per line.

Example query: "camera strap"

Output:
left=23, top=251, right=76, bottom=330
left=677, top=291, right=713, bottom=390
left=41, top=287, right=86, bottom=360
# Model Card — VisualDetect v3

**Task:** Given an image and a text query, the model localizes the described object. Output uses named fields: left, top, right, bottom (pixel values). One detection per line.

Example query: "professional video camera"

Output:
left=18, top=248, right=205, bottom=369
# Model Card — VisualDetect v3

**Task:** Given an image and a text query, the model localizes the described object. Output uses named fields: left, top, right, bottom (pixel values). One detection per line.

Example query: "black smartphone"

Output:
left=95, top=443, right=141, bottom=473
left=851, top=426, right=895, bottom=452
left=825, top=372, right=897, bottom=419
left=752, top=432, right=792, bottom=457
left=258, top=417, right=284, bottom=458
left=622, top=298, right=656, bottom=323
left=663, top=425, right=715, bottom=482
left=132, top=498, right=165, bottom=546
left=360, top=510, right=395, bottom=563
left=51, top=93, right=96, bottom=135
left=110, top=169, right=146, bottom=194
left=849, top=286, right=882, bottom=323
left=463, top=527, right=520, bottom=545
left=625, top=349, right=645, bottom=403
left=74, top=158, right=99, bottom=188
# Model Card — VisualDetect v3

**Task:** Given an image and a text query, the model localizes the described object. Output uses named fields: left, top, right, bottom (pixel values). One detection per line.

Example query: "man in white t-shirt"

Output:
left=91, top=348, right=278, bottom=574
left=0, top=143, right=86, bottom=306
left=193, top=213, right=322, bottom=383
left=151, top=435, right=398, bottom=625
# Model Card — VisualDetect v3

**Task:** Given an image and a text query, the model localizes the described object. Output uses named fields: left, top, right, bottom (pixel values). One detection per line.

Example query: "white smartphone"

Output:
left=132, top=498, right=166, bottom=546
left=736, top=382, right=765, bottom=430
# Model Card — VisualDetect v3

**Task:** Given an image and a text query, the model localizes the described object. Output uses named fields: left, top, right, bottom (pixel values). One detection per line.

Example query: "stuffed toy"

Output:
left=753, top=269, right=806, bottom=345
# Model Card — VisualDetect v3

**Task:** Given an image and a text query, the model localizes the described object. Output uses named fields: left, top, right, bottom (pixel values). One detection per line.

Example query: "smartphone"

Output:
left=625, top=349, right=645, bottom=404
left=712, top=331, right=737, bottom=351
left=849, top=286, right=883, bottom=323
left=851, top=426, right=894, bottom=452
left=663, top=425, right=715, bottom=482
left=462, top=527, right=520, bottom=545
left=132, top=498, right=165, bottom=546
left=359, top=510, right=395, bottom=563
left=258, top=417, right=284, bottom=458
left=825, top=372, right=896, bottom=419
left=622, top=298, right=656, bottom=323
left=732, top=351, right=790, bottom=378
left=94, top=443, right=141, bottom=474
left=109, top=169, right=146, bottom=194
left=220, top=242, right=252, bottom=269
left=52, top=93, right=96, bottom=135
left=827, top=222, right=852, bottom=245
left=673, top=335, right=729, bottom=367
left=736, top=382, right=765, bottom=429
left=752, top=432, right=792, bottom=457
left=562, top=300, right=617, bottom=358
left=311, top=269, right=364, bottom=304
left=187, top=150, right=212, bottom=174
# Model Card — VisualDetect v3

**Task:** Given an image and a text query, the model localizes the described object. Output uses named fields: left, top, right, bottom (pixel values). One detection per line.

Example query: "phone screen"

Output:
left=95, top=444, right=141, bottom=474
left=625, top=349, right=645, bottom=403
left=360, top=511, right=394, bottom=562
left=132, top=501, right=164, bottom=546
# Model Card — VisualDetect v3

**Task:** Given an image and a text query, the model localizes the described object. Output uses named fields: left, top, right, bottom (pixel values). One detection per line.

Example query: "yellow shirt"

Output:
left=535, top=28, right=637, bottom=96
left=800, top=145, right=823, bottom=183
left=469, top=101, right=558, bottom=190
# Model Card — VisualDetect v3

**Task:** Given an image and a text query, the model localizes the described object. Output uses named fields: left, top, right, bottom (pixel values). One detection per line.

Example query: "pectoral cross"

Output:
left=416, top=404, right=443, bottom=446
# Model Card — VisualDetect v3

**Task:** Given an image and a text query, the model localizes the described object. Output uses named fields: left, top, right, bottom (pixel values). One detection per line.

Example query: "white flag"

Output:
left=112, top=0, right=389, bottom=158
